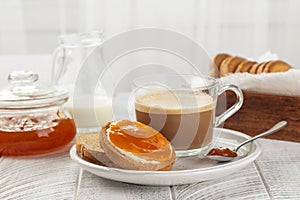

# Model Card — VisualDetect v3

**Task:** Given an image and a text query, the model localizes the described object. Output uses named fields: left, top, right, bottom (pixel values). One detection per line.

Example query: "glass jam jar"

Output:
left=0, top=71, right=76, bottom=156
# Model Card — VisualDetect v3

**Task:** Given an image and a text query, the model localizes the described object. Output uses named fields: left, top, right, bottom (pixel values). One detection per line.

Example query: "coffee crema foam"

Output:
left=135, top=91, right=215, bottom=114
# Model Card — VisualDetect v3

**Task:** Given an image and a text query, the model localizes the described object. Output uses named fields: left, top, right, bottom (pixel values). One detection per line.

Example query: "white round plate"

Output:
left=70, top=128, right=261, bottom=186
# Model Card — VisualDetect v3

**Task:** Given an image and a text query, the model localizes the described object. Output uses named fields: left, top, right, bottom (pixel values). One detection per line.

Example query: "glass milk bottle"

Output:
left=52, top=31, right=113, bottom=131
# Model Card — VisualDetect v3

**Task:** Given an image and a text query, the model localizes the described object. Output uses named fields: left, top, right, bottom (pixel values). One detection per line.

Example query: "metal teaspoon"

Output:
left=206, top=121, right=287, bottom=162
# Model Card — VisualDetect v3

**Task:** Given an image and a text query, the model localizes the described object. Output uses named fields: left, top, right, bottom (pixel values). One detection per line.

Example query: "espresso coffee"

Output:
left=135, top=91, right=215, bottom=150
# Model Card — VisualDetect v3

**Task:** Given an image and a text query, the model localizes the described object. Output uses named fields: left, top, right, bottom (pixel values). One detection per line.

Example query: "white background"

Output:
left=0, top=0, right=299, bottom=84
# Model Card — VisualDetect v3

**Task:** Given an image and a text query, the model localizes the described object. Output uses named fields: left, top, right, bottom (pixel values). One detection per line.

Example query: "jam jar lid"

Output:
left=0, top=71, right=69, bottom=110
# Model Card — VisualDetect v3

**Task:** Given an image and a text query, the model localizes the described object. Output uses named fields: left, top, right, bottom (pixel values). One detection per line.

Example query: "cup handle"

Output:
left=215, top=84, right=243, bottom=127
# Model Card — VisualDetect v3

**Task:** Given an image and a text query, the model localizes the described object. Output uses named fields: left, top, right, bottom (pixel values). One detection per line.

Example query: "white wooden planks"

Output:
left=0, top=152, right=77, bottom=200
left=0, top=139, right=299, bottom=200
left=76, top=170, right=172, bottom=200
left=255, top=139, right=300, bottom=200
left=172, top=164, right=269, bottom=200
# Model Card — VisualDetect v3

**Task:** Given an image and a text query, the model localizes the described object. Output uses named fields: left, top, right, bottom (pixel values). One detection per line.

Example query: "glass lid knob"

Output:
left=8, top=71, right=41, bottom=96
left=8, top=71, right=39, bottom=85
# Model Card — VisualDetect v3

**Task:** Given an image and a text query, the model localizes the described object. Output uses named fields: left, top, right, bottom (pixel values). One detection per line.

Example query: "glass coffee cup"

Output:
left=133, top=74, right=243, bottom=157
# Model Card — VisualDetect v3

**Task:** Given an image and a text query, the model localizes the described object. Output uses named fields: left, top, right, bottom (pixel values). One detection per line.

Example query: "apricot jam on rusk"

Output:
left=107, top=120, right=173, bottom=162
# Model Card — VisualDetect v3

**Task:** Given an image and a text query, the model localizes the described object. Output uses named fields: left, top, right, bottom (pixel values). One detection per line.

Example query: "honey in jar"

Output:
left=0, top=71, right=76, bottom=156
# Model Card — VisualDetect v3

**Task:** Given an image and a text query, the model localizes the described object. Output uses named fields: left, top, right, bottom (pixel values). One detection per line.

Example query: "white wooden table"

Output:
left=1, top=138, right=300, bottom=200
left=0, top=55, right=300, bottom=199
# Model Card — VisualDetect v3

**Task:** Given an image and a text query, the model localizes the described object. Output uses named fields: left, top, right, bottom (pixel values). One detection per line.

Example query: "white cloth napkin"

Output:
left=218, top=52, right=300, bottom=96
left=219, top=69, right=300, bottom=96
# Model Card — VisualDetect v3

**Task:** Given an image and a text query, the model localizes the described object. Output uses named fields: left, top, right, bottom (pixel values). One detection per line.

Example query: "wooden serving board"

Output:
left=222, top=91, right=300, bottom=142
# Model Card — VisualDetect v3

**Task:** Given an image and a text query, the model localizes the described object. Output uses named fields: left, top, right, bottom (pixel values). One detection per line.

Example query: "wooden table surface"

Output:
left=1, top=138, right=299, bottom=200
left=0, top=55, right=299, bottom=199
